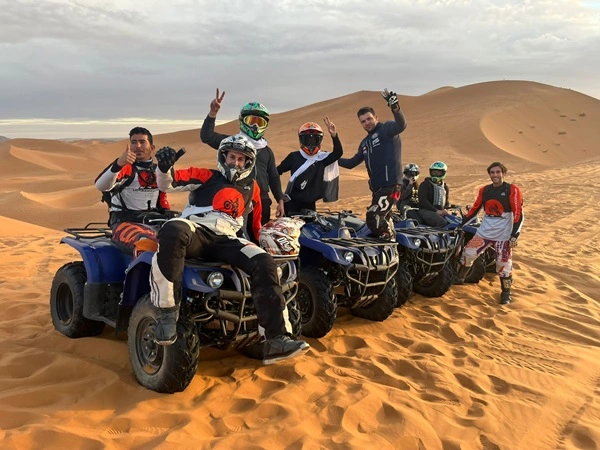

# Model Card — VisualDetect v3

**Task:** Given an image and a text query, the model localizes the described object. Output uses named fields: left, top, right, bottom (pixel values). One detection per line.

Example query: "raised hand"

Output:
left=209, top=88, right=226, bottom=117
left=381, top=88, right=399, bottom=111
left=323, top=116, right=337, bottom=137
left=155, top=146, right=178, bottom=173
left=117, top=144, right=136, bottom=167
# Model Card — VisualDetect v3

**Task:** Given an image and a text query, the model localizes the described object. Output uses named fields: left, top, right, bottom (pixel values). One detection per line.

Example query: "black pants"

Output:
left=367, top=185, right=401, bottom=236
left=156, top=220, right=287, bottom=339
left=284, top=199, right=316, bottom=216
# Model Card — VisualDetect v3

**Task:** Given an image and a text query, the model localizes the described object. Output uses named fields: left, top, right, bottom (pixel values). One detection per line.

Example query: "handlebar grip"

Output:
left=175, top=148, right=186, bottom=161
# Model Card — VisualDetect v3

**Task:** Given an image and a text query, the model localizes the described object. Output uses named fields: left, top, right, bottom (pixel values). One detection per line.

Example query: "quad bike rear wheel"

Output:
left=50, top=262, right=105, bottom=338
left=128, top=294, right=200, bottom=394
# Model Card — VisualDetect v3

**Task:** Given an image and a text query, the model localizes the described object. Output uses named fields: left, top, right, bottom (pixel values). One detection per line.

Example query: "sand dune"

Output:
left=0, top=80, right=599, bottom=449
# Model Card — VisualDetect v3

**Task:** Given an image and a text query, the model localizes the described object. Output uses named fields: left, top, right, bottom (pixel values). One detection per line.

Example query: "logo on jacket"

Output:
left=137, top=170, right=157, bottom=188
left=485, top=199, right=505, bottom=217
left=300, top=180, right=308, bottom=190
left=213, top=187, right=245, bottom=218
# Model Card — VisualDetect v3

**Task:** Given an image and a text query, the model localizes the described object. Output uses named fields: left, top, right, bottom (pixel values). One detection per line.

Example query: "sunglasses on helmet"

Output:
left=242, top=115, right=268, bottom=128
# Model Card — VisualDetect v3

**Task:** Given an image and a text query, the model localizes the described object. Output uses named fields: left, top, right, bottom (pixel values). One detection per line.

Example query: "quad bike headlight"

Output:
left=207, top=271, right=224, bottom=288
left=343, top=251, right=354, bottom=263
left=413, top=238, right=422, bottom=248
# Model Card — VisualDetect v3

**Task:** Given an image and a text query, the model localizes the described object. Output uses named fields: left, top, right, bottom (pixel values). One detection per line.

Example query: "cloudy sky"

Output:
left=1, top=0, right=600, bottom=138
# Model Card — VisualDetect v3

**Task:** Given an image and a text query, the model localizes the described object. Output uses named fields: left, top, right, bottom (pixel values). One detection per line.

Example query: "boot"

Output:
left=500, top=276, right=512, bottom=305
left=154, top=306, right=179, bottom=345
left=263, top=335, right=310, bottom=365
left=454, top=264, right=471, bottom=285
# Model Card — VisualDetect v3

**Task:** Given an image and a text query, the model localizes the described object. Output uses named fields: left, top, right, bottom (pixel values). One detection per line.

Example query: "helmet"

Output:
left=239, top=102, right=270, bottom=139
left=403, top=163, right=420, bottom=180
left=217, top=134, right=256, bottom=183
left=298, top=122, right=324, bottom=156
left=259, top=217, right=305, bottom=256
left=429, top=161, right=447, bottom=183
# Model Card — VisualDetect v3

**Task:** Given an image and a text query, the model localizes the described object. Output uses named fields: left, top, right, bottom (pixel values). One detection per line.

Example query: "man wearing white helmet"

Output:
left=148, top=135, right=309, bottom=365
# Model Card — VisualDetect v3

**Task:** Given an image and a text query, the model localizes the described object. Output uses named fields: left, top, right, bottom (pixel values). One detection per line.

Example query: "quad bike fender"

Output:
left=299, top=236, right=350, bottom=266
left=393, top=232, right=421, bottom=250
left=61, top=236, right=129, bottom=284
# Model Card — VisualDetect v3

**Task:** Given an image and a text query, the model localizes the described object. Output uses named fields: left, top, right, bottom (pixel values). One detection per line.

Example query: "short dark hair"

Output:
left=487, top=162, right=507, bottom=174
left=357, top=106, right=376, bottom=117
left=129, top=126, right=153, bottom=145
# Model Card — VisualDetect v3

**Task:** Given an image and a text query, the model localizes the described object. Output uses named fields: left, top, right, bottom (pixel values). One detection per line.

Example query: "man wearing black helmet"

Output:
left=148, top=135, right=310, bottom=365
left=338, top=89, right=407, bottom=239
left=200, top=89, right=285, bottom=226
left=397, top=163, right=422, bottom=223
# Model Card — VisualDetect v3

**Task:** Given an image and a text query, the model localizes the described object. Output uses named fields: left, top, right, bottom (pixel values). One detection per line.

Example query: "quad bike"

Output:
left=49, top=223, right=301, bottom=394
left=388, top=206, right=457, bottom=306
left=293, top=210, right=399, bottom=339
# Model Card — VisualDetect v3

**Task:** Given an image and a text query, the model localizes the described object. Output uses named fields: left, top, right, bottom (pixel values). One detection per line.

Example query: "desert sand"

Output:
left=0, top=80, right=599, bottom=449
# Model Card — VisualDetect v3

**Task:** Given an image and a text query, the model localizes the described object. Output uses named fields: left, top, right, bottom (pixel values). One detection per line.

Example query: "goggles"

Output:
left=242, top=115, right=269, bottom=128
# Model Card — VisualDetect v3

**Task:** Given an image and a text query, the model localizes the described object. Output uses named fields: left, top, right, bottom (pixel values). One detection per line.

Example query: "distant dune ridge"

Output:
left=1, top=80, right=599, bottom=449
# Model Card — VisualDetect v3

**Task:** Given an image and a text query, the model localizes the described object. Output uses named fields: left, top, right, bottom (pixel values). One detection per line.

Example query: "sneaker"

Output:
left=500, top=292, right=512, bottom=305
left=154, top=307, right=178, bottom=345
left=263, top=335, right=310, bottom=365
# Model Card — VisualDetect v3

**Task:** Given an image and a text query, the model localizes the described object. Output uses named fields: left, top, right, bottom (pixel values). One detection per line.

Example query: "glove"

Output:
left=155, top=146, right=178, bottom=173
left=509, top=236, right=518, bottom=248
left=381, top=88, right=399, bottom=111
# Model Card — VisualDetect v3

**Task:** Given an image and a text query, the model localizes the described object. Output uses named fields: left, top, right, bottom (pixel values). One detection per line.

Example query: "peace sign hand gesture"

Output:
left=323, top=116, right=337, bottom=138
left=209, top=88, right=226, bottom=117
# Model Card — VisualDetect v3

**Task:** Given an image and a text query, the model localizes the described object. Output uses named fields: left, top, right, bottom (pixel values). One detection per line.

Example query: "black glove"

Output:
left=509, top=236, right=518, bottom=248
left=155, top=146, right=178, bottom=173
left=381, top=88, right=399, bottom=111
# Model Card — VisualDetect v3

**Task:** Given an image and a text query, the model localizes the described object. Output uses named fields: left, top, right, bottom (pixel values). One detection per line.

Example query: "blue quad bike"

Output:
left=385, top=207, right=457, bottom=306
left=293, top=210, right=399, bottom=339
left=445, top=205, right=494, bottom=283
left=315, top=209, right=456, bottom=309
left=49, top=223, right=302, bottom=393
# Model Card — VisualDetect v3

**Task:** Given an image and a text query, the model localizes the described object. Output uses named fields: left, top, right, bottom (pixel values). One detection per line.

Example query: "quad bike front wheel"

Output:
left=413, top=262, right=454, bottom=298
left=351, top=278, right=397, bottom=321
left=128, top=294, right=200, bottom=394
left=50, top=262, right=105, bottom=338
left=394, top=260, right=413, bottom=307
left=297, top=266, right=337, bottom=338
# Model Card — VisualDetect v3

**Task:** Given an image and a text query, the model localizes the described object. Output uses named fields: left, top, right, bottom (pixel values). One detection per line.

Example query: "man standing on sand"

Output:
left=338, top=89, right=407, bottom=239
left=455, top=162, right=524, bottom=305
left=200, top=89, right=285, bottom=226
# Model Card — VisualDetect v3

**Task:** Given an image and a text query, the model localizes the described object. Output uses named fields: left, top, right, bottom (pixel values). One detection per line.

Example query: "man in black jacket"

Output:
left=338, top=89, right=407, bottom=238
left=200, top=89, right=285, bottom=225
left=277, top=118, right=343, bottom=215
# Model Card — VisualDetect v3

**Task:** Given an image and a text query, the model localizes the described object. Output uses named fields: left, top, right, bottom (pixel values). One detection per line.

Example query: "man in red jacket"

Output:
left=456, top=162, right=524, bottom=305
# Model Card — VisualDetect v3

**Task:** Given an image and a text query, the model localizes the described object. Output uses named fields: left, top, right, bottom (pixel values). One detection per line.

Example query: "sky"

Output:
left=1, top=0, right=600, bottom=139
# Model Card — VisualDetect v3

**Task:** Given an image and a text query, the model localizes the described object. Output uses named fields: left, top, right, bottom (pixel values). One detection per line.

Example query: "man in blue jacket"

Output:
left=338, top=89, right=407, bottom=238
